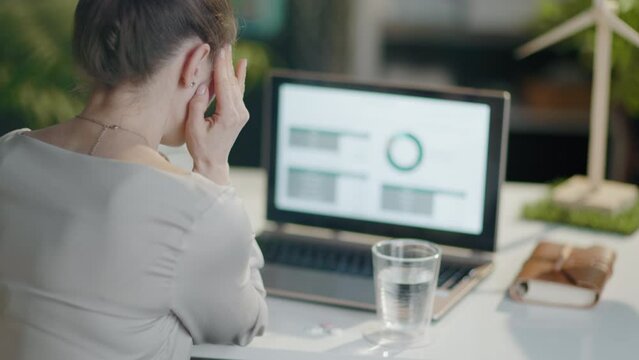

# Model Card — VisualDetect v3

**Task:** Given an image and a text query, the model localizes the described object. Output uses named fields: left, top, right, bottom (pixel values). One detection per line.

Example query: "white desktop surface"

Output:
left=161, top=149, right=637, bottom=360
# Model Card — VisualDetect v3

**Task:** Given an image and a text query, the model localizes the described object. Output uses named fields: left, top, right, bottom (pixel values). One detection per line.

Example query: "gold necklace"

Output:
left=75, top=114, right=151, bottom=155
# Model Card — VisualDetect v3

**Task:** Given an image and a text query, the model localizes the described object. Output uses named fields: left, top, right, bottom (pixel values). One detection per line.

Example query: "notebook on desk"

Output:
left=257, top=70, right=510, bottom=320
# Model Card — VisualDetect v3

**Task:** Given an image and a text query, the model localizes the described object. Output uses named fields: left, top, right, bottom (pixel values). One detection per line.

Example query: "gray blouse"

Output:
left=0, top=129, right=267, bottom=360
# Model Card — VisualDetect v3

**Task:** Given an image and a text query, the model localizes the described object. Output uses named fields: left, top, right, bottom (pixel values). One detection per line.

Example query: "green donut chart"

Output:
left=386, top=132, right=424, bottom=172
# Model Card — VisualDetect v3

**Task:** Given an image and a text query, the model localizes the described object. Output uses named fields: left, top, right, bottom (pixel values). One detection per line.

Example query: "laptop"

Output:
left=257, top=70, right=510, bottom=320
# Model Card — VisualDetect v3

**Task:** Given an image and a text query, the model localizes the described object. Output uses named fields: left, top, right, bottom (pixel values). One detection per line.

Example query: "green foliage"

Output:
left=523, top=197, right=639, bottom=234
left=0, top=0, right=84, bottom=129
left=0, top=0, right=275, bottom=131
left=539, top=0, right=639, bottom=116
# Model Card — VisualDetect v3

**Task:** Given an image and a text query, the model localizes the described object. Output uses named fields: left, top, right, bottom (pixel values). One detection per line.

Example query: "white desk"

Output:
left=182, top=167, right=638, bottom=360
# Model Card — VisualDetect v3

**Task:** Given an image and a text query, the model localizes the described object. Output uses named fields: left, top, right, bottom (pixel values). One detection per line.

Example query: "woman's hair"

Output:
left=72, top=0, right=237, bottom=87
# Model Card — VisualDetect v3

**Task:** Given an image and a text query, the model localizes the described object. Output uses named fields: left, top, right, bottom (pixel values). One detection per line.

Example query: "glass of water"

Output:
left=365, top=239, right=441, bottom=348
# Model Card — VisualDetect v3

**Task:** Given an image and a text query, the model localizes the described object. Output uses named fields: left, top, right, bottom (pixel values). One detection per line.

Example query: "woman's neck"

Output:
left=78, top=83, right=172, bottom=149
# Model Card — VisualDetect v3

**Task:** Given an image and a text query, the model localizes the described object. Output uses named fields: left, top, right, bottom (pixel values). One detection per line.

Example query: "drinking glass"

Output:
left=364, top=239, right=441, bottom=348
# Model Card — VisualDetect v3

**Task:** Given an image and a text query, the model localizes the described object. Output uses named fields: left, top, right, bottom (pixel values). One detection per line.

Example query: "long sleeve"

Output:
left=171, top=188, right=267, bottom=346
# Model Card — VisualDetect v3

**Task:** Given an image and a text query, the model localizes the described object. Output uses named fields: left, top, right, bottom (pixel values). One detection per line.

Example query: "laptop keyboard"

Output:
left=258, top=235, right=475, bottom=290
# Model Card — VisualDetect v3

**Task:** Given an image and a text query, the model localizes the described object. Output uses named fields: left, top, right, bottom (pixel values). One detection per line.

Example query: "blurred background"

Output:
left=2, top=0, right=639, bottom=183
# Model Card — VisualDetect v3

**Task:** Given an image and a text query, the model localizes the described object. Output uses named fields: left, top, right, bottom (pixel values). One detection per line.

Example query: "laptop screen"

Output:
left=266, top=72, right=509, bottom=251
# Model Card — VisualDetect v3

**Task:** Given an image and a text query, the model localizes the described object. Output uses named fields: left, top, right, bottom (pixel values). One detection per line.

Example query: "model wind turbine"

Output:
left=517, top=0, right=639, bottom=213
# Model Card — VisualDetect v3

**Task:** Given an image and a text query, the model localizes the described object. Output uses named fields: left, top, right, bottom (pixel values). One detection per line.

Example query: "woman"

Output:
left=0, top=1, right=266, bottom=359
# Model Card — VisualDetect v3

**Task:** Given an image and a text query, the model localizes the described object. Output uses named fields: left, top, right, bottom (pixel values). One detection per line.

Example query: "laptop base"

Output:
left=257, top=231, right=493, bottom=321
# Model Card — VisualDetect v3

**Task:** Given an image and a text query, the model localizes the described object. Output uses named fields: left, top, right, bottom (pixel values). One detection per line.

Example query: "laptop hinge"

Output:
left=266, top=222, right=387, bottom=246
left=264, top=222, right=494, bottom=263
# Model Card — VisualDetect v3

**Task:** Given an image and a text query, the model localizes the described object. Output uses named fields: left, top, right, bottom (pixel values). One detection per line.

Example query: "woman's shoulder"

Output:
left=121, top=163, right=243, bottom=225
left=0, top=128, right=30, bottom=143
left=0, top=128, right=30, bottom=160
left=119, top=146, right=192, bottom=177
left=1, top=127, right=236, bottom=215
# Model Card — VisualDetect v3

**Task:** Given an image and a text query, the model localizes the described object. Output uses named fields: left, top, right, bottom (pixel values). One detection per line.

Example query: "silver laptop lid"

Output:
left=263, top=71, right=510, bottom=252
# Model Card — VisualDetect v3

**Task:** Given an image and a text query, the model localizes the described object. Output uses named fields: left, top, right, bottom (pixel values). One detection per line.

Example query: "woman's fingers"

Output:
left=213, top=47, right=232, bottom=108
left=225, top=44, right=236, bottom=82
left=187, top=84, right=210, bottom=130
left=236, top=58, right=248, bottom=95
left=217, top=46, right=230, bottom=82
left=189, top=85, right=209, bottom=115
left=211, top=45, right=248, bottom=116
left=215, top=45, right=245, bottom=89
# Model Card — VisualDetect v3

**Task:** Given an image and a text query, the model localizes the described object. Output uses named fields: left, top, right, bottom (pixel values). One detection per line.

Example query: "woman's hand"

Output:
left=186, top=44, right=249, bottom=185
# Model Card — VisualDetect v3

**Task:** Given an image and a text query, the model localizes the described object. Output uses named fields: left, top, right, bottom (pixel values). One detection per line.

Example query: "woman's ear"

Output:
left=180, top=43, right=211, bottom=88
